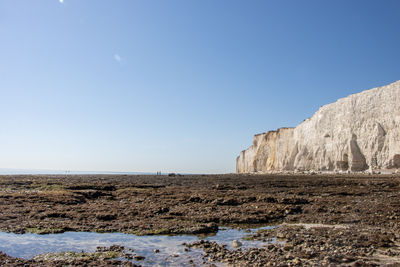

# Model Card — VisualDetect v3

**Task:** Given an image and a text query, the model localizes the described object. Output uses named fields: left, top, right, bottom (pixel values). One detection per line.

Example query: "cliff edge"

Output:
left=236, top=80, right=400, bottom=173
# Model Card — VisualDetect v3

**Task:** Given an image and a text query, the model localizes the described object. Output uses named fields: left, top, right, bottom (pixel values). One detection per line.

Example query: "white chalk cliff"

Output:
left=236, top=80, right=400, bottom=173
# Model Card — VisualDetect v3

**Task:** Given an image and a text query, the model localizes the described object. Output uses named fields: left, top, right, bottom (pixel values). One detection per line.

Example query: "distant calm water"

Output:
left=0, top=169, right=159, bottom=175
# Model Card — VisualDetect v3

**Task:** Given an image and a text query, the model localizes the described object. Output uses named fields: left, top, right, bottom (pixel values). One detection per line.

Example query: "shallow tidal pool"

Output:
left=0, top=226, right=275, bottom=266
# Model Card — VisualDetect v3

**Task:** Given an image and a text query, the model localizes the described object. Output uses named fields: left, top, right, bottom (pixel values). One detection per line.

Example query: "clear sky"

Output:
left=1, top=0, right=399, bottom=174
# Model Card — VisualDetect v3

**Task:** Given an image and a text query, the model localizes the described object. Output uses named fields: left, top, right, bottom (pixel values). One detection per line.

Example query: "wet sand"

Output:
left=0, top=173, right=399, bottom=266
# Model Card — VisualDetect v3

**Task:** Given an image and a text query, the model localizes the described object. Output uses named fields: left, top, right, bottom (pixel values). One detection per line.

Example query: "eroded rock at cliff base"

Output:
left=237, top=80, right=400, bottom=173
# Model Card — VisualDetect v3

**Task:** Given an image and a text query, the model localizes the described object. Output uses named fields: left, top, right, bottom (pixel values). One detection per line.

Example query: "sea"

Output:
left=0, top=168, right=160, bottom=175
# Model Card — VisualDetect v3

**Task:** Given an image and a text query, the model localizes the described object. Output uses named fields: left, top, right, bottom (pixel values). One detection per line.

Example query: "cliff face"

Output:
left=236, top=80, right=400, bottom=173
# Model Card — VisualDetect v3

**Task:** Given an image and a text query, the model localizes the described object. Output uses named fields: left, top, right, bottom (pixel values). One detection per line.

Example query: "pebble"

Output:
left=134, top=255, right=145, bottom=261
left=232, top=240, right=242, bottom=248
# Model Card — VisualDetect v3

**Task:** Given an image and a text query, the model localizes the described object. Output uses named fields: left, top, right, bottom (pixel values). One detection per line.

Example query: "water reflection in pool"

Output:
left=0, top=226, right=275, bottom=266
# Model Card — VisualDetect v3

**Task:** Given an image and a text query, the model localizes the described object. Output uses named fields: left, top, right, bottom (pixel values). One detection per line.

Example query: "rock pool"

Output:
left=0, top=226, right=275, bottom=266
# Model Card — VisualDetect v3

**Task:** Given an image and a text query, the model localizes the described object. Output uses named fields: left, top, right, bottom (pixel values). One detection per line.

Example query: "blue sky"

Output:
left=1, top=0, right=399, bottom=173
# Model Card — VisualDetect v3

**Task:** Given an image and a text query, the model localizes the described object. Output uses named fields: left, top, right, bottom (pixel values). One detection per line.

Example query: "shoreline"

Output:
left=0, top=173, right=399, bottom=265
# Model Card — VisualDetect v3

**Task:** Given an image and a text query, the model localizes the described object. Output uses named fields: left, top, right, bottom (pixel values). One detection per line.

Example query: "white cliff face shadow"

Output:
left=0, top=226, right=275, bottom=266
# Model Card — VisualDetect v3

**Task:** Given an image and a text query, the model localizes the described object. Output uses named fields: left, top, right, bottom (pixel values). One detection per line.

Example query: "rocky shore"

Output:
left=0, top=173, right=399, bottom=266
